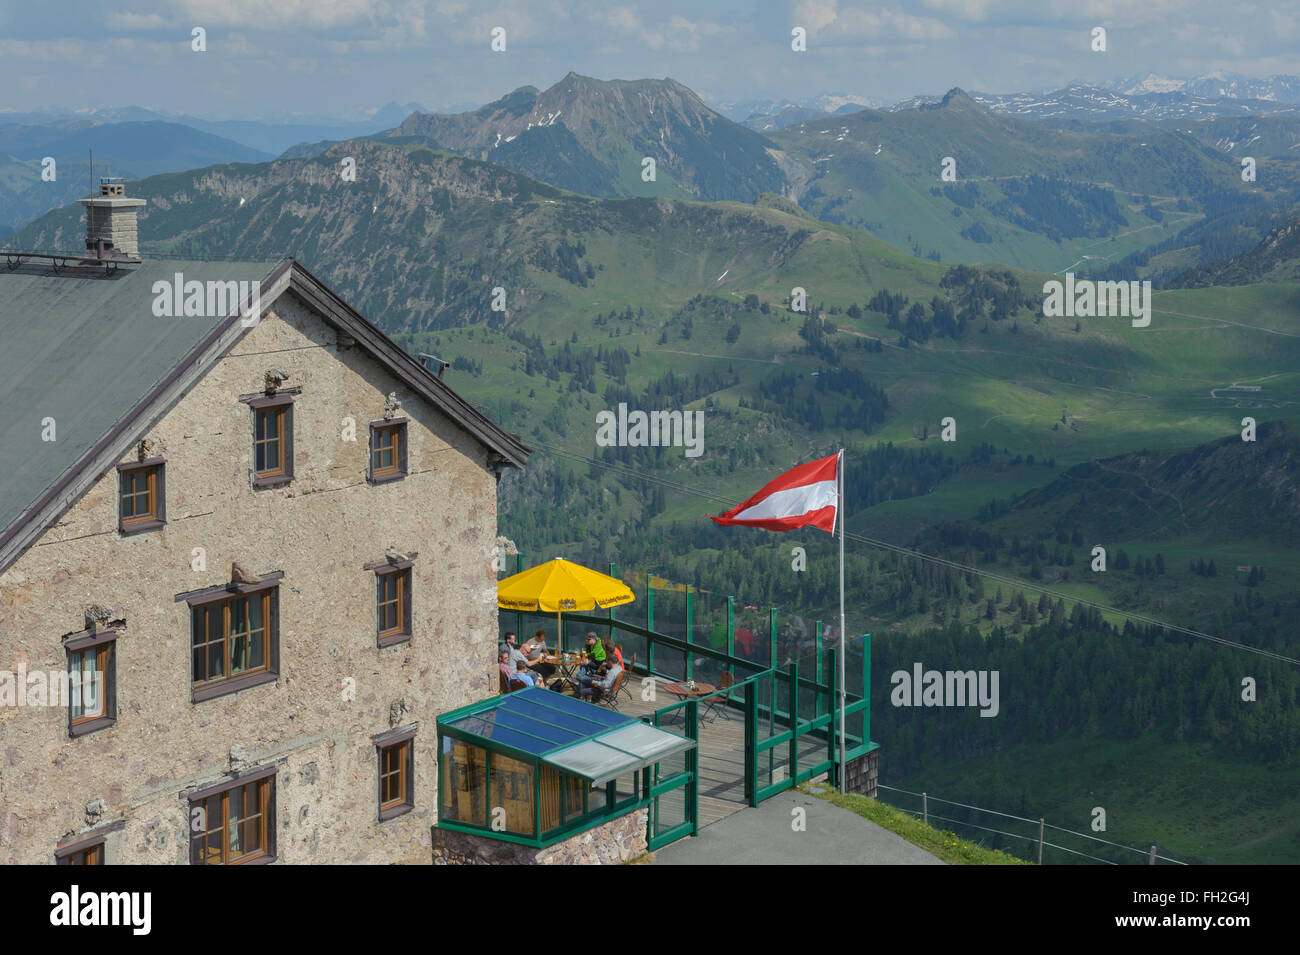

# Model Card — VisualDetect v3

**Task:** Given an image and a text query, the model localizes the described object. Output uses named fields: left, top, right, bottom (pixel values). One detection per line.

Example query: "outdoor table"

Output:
left=540, top=654, right=589, bottom=691
left=657, top=681, right=717, bottom=722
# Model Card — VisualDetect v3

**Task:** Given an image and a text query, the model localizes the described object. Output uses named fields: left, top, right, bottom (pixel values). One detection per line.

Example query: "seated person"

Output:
left=512, top=660, right=539, bottom=688
left=579, top=655, right=624, bottom=702
left=498, top=648, right=515, bottom=690
left=521, top=629, right=556, bottom=682
left=575, top=635, right=602, bottom=691
left=503, top=632, right=531, bottom=670
left=601, top=637, right=624, bottom=669
left=522, top=629, right=549, bottom=659
left=579, top=633, right=605, bottom=675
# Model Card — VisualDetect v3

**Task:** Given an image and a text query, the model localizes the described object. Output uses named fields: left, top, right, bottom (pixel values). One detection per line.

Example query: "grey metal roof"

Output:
left=0, top=256, right=530, bottom=574
left=0, top=257, right=276, bottom=545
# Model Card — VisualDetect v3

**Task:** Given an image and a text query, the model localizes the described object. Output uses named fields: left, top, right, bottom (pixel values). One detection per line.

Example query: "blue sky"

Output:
left=1, top=0, right=1297, bottom=119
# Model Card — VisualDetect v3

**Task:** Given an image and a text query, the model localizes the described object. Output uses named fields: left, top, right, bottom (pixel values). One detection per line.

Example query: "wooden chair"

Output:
left=500, top=671, right=527, bottom=694
left=617, top=650, right=637, bottom=703
left=596, top=666, right=628, bottom=711
left=701, top=671, right=735, bottom=722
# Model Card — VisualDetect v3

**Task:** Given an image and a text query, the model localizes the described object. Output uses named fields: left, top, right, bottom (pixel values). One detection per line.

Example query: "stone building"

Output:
left=0, top=186, right=528, bottom=864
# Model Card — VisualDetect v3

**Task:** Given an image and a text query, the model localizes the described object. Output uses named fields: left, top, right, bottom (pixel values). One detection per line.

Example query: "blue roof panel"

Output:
left=443, top=686, right=635, bottom=755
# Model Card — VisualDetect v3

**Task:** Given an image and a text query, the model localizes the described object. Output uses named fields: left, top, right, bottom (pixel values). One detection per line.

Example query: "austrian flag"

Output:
left=709, top=452, right=839, bottom=533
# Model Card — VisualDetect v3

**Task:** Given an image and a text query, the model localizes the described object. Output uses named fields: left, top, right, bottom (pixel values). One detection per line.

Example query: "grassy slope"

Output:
left=882, top=735, right=1300, bottom=864
left=768, top=93, right=1280, bottom=273
left=798, top=783, right=1030, bottom=864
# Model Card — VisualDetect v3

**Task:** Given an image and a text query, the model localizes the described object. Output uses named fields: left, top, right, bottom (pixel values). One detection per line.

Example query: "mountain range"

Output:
left=334, top=73, right=788, bottom=203
left=0, top=120, right=271, bottom=237
left=7, top=73, right=1300, bottom=278
left=0, top=102, right=426, bottom=155
left=1110, top=72, right=1300, bottom=102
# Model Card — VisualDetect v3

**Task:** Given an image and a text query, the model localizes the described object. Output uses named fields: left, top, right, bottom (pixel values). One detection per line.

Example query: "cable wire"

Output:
left=876, top=784, right=1188, bottom=864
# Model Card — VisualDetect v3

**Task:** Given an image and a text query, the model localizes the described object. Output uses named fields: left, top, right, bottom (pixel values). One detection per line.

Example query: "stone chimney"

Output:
left=76, top=178, right=146, bottom=258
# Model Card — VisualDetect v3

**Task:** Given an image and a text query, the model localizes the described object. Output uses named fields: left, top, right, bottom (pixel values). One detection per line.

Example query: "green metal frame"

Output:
left=490, top=556, right=880, bottom=851
left=436, top=691, right=671, bottom=849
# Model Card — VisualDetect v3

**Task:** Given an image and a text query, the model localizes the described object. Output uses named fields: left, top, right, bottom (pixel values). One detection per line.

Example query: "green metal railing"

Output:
left=499, top=553, right=877, bottom=847
left=502, top=555, right=873, bottom=763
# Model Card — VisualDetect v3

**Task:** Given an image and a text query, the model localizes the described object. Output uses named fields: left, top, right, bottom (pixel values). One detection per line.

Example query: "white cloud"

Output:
left=1269, top=8, right=1299, bottom=41
left=167, top=0, right=378, bottom=30
left=793, top=2, right=954, bottom=42
left=0, top=38, right=94, bottom=63
left=920, top=0, right=992, bottom=21
left=106, top=11, right=168, bottom=30
left=793, top=0, right=839, bottom=35
left=597, top=7, right=732, bottom=52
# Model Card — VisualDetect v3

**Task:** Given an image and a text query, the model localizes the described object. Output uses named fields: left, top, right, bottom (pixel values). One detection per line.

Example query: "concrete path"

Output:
left=653, top=790, right=945, bottom=865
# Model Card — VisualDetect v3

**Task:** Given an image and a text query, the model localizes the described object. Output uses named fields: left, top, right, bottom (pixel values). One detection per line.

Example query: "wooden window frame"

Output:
left=64, top=627, right=118, bottom=738
left=368, top=418, right=408, bottom=484
left=184, top=580, right=280, bottom=702
left=374, top=726, right=416, bottom=822
left=246, top=394, right=294, bottom=488
left=187, top=766, right=277, bottom=865
left=116, top=458, right=165, bottom=534
left=366, top=559, right=414, bottom=648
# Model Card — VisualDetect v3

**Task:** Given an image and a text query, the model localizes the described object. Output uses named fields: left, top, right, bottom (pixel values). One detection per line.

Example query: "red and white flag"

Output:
left=709, top=452, right=839, bottom=533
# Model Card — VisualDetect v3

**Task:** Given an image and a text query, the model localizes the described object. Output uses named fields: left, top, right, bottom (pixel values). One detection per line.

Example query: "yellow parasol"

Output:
left=497, top=557, right=635, bottom=650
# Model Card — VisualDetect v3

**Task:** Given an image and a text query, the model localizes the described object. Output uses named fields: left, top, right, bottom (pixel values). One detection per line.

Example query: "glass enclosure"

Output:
left=437, top=686, right=695, bottom=846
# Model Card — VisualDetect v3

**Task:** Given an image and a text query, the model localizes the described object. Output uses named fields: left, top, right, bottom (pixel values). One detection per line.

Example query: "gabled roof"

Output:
left=0, top=256, right=529, bottom=574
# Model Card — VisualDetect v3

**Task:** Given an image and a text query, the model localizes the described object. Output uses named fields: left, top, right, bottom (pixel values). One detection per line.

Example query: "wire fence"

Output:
left=876, top=784, right=1189, bottom=865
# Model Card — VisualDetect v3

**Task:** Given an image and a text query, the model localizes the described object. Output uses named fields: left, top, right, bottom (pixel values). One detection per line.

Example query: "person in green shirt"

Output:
left=576, top=633, right=606, bottom=693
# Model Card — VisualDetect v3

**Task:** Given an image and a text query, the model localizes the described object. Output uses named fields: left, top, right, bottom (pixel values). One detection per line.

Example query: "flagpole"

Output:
left=837, top=448, right=847, bottom=794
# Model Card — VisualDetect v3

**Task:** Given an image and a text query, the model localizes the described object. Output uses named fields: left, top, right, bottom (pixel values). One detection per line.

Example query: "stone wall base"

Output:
left=842, top=749, right=879, bottom=798
left=432, top=808, right=648, bottom=865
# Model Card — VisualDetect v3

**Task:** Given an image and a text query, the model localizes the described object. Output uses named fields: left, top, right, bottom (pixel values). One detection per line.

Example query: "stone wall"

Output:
left=843, top=749, right=880, bottom=798
left=431, top=808, right=649, bottom=865
left=0, top=293, right=501, bottom=864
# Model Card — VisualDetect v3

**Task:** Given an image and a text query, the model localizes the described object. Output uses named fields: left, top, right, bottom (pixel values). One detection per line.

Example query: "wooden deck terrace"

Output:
left=576, top=675, right=832, bottom=830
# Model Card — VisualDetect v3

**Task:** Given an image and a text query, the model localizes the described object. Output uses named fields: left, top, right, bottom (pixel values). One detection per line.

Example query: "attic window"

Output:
left=248, top=394, right=294, bottom=488
left=369, top=418, right=408, bottom=484
left=117, top=458, right=165, bottom=533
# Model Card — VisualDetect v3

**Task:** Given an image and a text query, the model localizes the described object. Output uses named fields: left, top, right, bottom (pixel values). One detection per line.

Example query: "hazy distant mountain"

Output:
left=767, top=87, right=1270, bottom=270
left=1112, top=72, right=1300, bottom=103
left=378, top=73, right=787, bottom=202
left=0, top=119, right=271, bottom=233
left=0, top=103, right=428, bottom=155
left=712, top=93, right=874, bottom=124
left=0, top=120, right=271, bottom=171
left=890, top=85, right=1300, bottom=122
left=742, top=103, right=868, bottom=132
